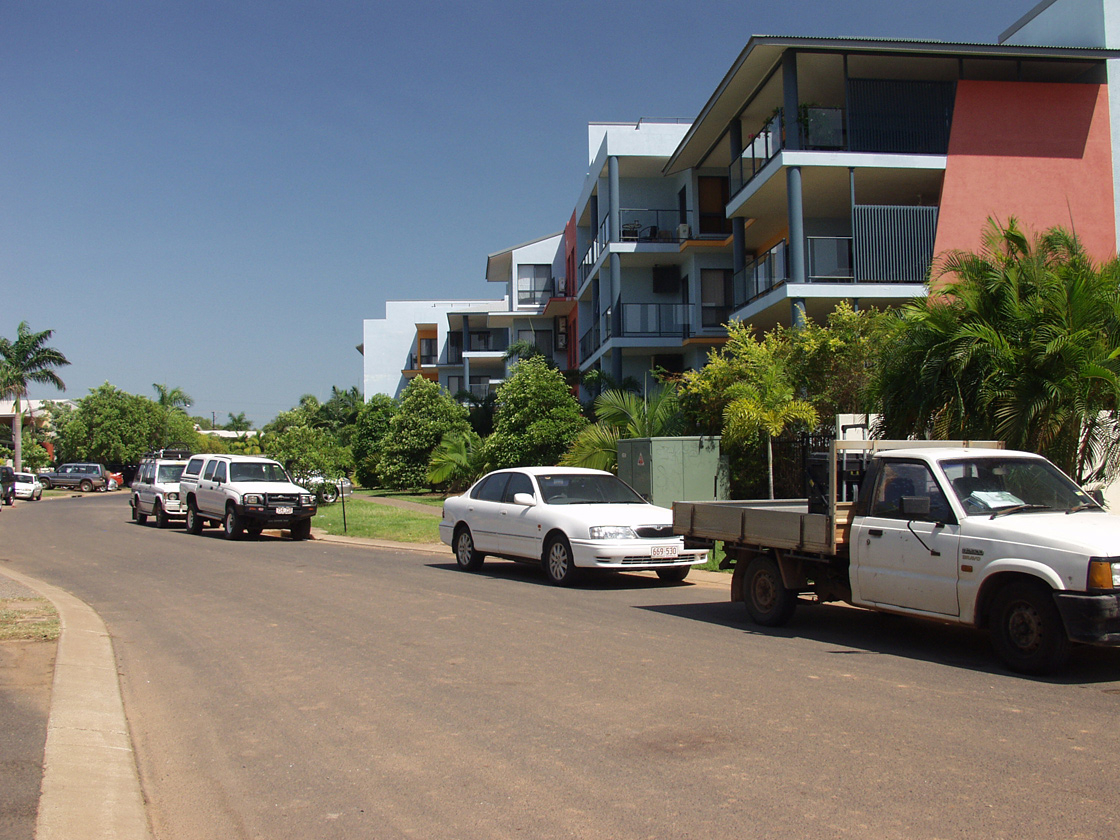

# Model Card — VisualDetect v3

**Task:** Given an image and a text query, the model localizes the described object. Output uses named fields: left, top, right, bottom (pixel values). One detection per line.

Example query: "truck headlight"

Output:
left=1087, top=557, right=1120, bottom=590
left=243, top=493, right=263, bottom=505
left=166, top=492, right=179, bottom=501
left=300, top=494, right=314, bottom=506
left=589, top=525, right=637, bottom=540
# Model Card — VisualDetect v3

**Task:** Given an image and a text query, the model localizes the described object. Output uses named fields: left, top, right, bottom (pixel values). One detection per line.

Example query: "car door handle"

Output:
left=868, top=529, right=883, bottom=537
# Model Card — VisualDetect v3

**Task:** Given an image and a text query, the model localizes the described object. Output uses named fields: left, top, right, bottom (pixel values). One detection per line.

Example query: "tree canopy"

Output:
left=0, top=321, right=70, bottom=470
left=379, top=377, right=470, bottom=489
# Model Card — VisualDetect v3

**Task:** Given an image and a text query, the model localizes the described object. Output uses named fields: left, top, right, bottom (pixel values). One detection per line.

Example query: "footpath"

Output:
left=0, top=496, right=728, bottom=838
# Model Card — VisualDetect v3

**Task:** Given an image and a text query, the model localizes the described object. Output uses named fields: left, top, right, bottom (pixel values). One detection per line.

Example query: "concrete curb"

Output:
left=0, top=566, right=152, bottom=840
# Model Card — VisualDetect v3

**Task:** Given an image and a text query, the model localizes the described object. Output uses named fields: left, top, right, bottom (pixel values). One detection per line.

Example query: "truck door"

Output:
left=852, top=459, right=961, bottom=616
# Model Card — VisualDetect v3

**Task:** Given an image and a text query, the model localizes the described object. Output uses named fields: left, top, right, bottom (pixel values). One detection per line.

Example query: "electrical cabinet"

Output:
left=616, top=437, right=728, bottom=508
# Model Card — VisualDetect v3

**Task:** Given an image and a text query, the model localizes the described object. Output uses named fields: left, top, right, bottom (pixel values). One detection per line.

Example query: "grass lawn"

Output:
left=356, top=490, right=446, bottom=508
left=313, top=496, right=442, bottom=543
left=0, top=598, right=60, bottom=642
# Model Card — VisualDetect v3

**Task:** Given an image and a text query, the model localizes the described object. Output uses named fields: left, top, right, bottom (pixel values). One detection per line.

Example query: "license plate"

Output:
left=651, top=545, right=679, bottom=559
left=275, top=506, right=293, bottom=515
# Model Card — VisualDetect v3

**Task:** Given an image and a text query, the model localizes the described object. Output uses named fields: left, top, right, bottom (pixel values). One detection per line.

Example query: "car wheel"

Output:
left=79, top=479, right=93, bottom=492
left=39, top=478, right=52, bottom=490
left=454, top=526, right=484, bottom=571
left=290, top=519, right=312, bottom=541
left=321, top=484, right=339, bottom=504
left=543, top=534, right=579, bottom=586
left=656, top=566, right=690, bottom=583
left=223, top=506, right=243, bottom=540
left=743, top=554, right=797, bottom=627
left=133, top=498, right=147, bottom=525
left=185, top=503, right=204, bottom=535
left=989, top=580, right=1070, bottom=675
left=153, top=501, right=169, bottom=529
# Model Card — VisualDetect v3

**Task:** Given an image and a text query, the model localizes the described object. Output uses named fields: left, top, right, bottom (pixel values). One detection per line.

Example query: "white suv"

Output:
left=131, top=450, right=191, bottom=528
left=179, top=454, right=317, bottom=540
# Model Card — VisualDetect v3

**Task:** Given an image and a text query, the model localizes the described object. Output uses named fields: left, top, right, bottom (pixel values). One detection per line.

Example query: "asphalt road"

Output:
left=5, top=493, right=1120, bottom=840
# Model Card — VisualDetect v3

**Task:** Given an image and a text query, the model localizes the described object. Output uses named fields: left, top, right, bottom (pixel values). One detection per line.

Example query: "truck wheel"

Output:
left=744, top=555, right=797, bottom=627
left=80, top=479, right=93, bottom=492
left=454, top=526, right=484, bottom=571
left=185, top=503, right=204, bottom=535
left=989, top=580, right=1070, bottom=675
left=153, top=501, right=169, bottom=529
left=290, top=519, right=312, bottom=541
left=543, top=534, right=579, bottom=586
left=133, top=500, right=147, bottom=524
left=656, top=566, right=690, bottom=583
left=223, top=506, right=243, bottom=540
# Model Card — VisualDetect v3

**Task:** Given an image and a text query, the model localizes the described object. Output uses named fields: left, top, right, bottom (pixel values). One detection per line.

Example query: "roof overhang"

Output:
left=485, top=231, right=564, bottom=283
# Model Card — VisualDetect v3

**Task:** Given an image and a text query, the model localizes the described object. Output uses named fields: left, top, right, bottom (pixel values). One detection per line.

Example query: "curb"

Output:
left=0, top=566, right=152, bottom=840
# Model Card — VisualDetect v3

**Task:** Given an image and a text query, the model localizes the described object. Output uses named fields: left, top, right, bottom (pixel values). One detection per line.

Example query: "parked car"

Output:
left=131, top=451, right=191, bottom=528
left=0, top=466, right=14, bottom=505
left=439, top=466, right=708, bottom=585
left=37, top=463, right=110, bottom=492
left=107, top=471, right=124, bottom=491
left=13, top=472, right=43, bottom=501
left=299, top=473, right=353, bottom=504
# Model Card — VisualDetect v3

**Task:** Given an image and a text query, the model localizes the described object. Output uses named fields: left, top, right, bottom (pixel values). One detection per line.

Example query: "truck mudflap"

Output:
left=1053, top=592, right=1120, bottom=645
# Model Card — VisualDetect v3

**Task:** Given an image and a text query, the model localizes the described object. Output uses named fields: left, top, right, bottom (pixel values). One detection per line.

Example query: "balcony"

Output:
left=618, top=209, right=693, bottom=243
left=729, top=107, right=846, bottom=195
left=620, top=303, right=688, bottom=337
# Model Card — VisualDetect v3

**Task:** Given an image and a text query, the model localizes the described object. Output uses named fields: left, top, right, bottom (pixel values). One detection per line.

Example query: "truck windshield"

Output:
left=229, top=462, right=291, bottom=483
left=941, top=456, right=1095, bottom=515
left=537, top=474, right=646, bottom=505
left=157, top=465, right=185, bottom=483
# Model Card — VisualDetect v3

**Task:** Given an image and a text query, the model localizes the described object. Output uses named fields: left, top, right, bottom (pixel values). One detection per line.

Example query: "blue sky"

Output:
left=3, top=0, right=1033, bottom=426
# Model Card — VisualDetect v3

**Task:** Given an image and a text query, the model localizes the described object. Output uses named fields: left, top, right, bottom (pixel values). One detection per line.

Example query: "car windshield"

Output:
left=229, top=462, right=291, bottom=483
left=537, top=474, right=646, bottom=505
left=15, top=473, right=33, bottom=483
left=941, top=456, right=1094, bottom=515
left=157, top=465, right=185, bottom=483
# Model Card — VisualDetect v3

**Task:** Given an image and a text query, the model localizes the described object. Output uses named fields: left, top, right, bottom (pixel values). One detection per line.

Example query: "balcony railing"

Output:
left=406, top=352, right=438, bottom=370
left=618, top=209, right=693, bottom=243
left=620, top=303, right=688, bottom=337
left=465, top=333, right=508, bottom=353
left=579, top=322, right=600, bottom=358
left=808, top=236, right=854, bottom=282
left=729, top=107, right=846, bottom=195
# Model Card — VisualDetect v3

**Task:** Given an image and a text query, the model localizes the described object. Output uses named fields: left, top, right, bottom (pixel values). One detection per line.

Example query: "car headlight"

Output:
left=300, top=494, right=314, bottom=506
left=1088, top=557, right=1120, bottom=589
left=243, top=493, right=263, bottom=505
left=166, top=492, right=179, bottom=501
left=589, top=525, right=638, bottom=540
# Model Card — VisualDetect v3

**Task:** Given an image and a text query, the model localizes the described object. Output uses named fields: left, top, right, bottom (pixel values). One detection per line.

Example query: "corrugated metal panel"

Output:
left=853, top=205, right=939, bottom=282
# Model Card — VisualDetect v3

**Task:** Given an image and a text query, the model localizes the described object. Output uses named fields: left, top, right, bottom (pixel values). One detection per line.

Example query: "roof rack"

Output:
left=142, top=446, right=193, bottom=460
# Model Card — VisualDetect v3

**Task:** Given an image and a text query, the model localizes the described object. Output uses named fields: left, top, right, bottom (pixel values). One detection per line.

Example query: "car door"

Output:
left=464, top=473, right=510, bottom=553
left=197, top=459, right=223, bottom=515
left=852, top=459, right=961, bottom=616
left=136, top=464, right=154, bottom=513
left=496, top=472, right=543, bottom=559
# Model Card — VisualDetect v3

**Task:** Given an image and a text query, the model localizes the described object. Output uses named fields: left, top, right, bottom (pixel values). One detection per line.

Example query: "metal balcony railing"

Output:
left=620, top=303, right=688, bottom=337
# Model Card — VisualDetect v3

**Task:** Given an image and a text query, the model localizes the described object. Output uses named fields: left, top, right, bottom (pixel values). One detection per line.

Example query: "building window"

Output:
left=419, top=337, right=437, bottom=366
left=518, top=329, right=553, bottom=357
left=701, top=269, right=733, bottom=328
left=698, top=176, right=731, bottom=236
left=446, top=375, right=464, bottom=396
left=448, top=331, right=463, bottom=364
left=517, top=264, right=552, bottom=306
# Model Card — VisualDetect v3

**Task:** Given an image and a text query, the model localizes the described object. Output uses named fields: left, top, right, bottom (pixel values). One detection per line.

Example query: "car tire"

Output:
left=454, top=526, right=484, bottom=571
left=133, top=499, right=147, bottom=525
left=989, top=579, right=1070, bottom=675
left=743, top=554, right=797, bottom=627
left=39, top=478, right=52, bottom=490
left=223, top=506, right=243, bottom=540
left=185, top=503, right=204, bottom=535
left=543, top=534, right=579, bottom=586
left=290, top=519, right=312, bottom=541
left=153, top=501, right=169, bottom=529
left=656, top=566, right=690, bottom=583
left=79, top=479, right=93, bottom=492
left=321, top=484, right=339, bottom=504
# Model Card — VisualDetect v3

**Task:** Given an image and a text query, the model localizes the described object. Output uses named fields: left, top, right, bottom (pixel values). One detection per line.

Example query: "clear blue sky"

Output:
left=3, top=0, right=1033, bottom=426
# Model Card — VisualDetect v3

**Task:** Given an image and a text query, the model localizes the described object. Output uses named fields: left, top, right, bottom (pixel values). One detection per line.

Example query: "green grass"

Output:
left=697, top=541, right=731, bottom=573
left=0, top=598, right=60, bottom=642
left=356, top=490, right=447, bottom=508
left=313, top=497, right=442, bottom=543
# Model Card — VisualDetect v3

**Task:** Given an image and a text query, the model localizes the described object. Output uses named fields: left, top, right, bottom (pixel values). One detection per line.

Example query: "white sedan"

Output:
left=439, top=466, right=707, bottom=585
left=13, top=472, right=43, bottom=501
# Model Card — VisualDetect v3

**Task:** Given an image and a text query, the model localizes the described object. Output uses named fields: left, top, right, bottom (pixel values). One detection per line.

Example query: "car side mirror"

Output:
left=1089, top=488, right=1105, bottom=505
left=899, top=496, right=930, bottom=518
left=512, top=492, right=536, bottom=507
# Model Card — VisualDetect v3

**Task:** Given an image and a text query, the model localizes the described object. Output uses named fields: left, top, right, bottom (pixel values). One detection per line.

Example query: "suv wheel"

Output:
left=79, top=479, right=93, bottom=492
left=153, top=501, right=169, bottom=529
left=185, top=503, right=204, bottom=535
left=223, top=506, right=243, bottom=540
left=133, top=498, right=147, bottom=525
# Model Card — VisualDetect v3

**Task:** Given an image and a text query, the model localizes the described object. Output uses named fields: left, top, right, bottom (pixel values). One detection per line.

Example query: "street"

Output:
left=5, top=493, right=1120, bottom=839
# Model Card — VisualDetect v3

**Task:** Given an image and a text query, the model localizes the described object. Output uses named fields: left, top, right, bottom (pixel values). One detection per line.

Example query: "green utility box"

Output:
left=616, top=437, right=728, bottom=508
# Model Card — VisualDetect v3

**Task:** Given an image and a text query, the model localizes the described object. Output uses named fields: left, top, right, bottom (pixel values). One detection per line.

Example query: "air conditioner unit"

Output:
left=677, top=223, right=692, bottom=240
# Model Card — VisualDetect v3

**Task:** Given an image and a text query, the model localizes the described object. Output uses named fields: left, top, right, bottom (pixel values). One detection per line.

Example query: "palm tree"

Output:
left=722, top=367, right=818, bottom=499
left=226, top=412, right=252, bottom=432
left=428, top=430, right=487, bottom=491
left=0, top=322, right=70, bottom=471
left=562, top=386, right=683, bottom=472
left=152, top=383, right=193, bottom=412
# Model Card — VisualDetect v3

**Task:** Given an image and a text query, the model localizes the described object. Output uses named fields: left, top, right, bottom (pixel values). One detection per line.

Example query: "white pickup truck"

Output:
left=674, top=440, right=1120, bottom=674
left=179, top=453, right=317, bottom=540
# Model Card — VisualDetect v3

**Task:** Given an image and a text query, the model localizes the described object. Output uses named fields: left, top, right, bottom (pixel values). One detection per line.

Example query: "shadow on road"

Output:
left=426, top=558, right=701, bottom=591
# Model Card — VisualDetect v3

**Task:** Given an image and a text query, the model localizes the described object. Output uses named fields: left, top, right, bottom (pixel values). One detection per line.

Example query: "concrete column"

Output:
left=730, top=118, right=746, bottom=274
left=787, top=166, right=806, bottom=285
left=782, top=50, right=800, bottom=151
left=608, top=155, right=620, bottom=243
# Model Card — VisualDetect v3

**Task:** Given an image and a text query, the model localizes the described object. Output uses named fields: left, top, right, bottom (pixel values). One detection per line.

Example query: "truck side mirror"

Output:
left=1089, top=489, right=1105, bottom=506
left=899, top=496, right=930, bottom=518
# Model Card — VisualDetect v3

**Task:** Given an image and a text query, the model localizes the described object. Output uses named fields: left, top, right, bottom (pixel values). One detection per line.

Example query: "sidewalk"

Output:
left=0, top=516, right=729, bottom=838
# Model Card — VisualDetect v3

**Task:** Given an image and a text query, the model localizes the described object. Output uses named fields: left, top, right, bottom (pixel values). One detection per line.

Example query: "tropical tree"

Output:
left=350, top=393, right=398, bottom=488
left=428, top=429, right=488, bottom=491
left=562, top=386, right=683, bottom=472
left=484, top=356, right=587, bottom=470
left=379, top=377, right=470, bottom=489
left=876, top=218, right=1120, bottom=484
left=225, top=412, right=253, bottom=432
left=265, top=425, right=351, bottom=487
left=0, top=322, right=70, bottom=471
left=152, top=383, right=193, bottom=412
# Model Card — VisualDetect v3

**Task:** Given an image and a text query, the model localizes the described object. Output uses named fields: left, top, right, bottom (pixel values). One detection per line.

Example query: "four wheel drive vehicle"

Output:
left=131, top=451, right=191, bottom=528
left=674, top=439, right=1120, bottom=675
left=13, top=472, right=43, bottom=501
left=0, top=466, right=14, bottom=505
left=178, top=454, right=317, bottom=540
left=440, top=466, right=708, bottom=586
left=37, top=462, right=110, bottom=492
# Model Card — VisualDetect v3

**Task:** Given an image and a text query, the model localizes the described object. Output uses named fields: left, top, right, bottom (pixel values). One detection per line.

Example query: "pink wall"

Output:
left=934, top=80, right=1115, bottom=267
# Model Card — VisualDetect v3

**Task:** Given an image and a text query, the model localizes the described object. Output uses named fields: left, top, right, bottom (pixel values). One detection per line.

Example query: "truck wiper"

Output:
left=990, top=504, right=1051, bottom=519
left=1066, top=502, right=1102, bottom=514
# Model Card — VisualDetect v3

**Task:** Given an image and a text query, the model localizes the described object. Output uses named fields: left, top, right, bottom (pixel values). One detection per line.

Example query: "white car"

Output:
left=13, top=472, right=43, bottom=501
left=439, top=466, right=708, bottom=585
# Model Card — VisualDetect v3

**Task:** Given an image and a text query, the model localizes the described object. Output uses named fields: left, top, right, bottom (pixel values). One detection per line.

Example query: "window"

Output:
left=504, top=472, right=534, bottom=502
left=419, top=337, right=437, bottom=366
left=701, top=269, right=733, bottom=327
left=448, top=331, right=463, bottom=363
left=446, top=375, right=463, bottom=396
left=870, top=460, right=950, bottom=522
left=203, top=460, right=218, bottom=481
left=518, top=329, right=553, bottom=357
left=472, top=473, right=510, bottom=502
left=214, top=461, right=228, bottom=483
left=698, top=176, right=731, bottom=236
left=517, top=264, right=551, bottom=306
